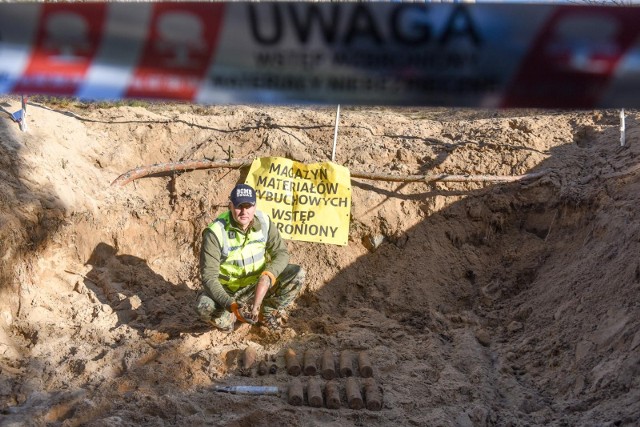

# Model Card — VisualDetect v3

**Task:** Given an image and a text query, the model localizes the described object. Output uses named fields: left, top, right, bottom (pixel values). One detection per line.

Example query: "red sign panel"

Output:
left=12, top=3, right=107, bottom=96
left=502, top=6, right=640, bottom=108
left=124, top=3, right=225, bottom=101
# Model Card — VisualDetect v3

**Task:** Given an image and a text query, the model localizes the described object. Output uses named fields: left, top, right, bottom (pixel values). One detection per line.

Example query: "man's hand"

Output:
left=250, top=274, right=271, bottom=323
left=230, top=301, right=255, bottom=325
left=250, top=303, right=260, bottom=323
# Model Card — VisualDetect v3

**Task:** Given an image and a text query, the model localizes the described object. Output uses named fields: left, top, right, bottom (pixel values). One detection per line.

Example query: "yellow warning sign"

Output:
left=246, top=157, right=351, bottom=246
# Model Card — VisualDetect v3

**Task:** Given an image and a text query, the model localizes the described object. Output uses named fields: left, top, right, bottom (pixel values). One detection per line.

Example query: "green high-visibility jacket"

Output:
left=200, top=209, right=289, bottom=310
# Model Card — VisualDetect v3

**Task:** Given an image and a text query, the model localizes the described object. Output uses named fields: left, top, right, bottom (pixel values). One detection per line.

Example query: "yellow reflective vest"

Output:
left=207, top=210, right=270, bottom=292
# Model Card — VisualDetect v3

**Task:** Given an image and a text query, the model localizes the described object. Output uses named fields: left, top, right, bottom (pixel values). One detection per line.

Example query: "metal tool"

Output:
left=213, top=385, right=280, bottom=395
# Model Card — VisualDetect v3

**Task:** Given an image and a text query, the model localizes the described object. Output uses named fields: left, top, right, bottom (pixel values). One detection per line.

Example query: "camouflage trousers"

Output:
left=195, top=264, right=305, bottom=330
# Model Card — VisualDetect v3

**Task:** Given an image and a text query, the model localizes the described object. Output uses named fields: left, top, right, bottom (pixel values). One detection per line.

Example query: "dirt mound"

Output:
left=0, top=97, right=639, bottom=426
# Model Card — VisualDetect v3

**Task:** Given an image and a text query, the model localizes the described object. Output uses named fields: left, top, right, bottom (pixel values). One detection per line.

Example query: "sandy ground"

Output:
left=0, top=97, right=639, bottom=426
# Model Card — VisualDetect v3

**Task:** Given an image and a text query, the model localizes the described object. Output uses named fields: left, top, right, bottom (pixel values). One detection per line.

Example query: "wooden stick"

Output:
left=345, top=377, right=363, bottom=410
left=288, top=378, right=303, bottom=406
left=285, top=348, right=301, bottom=376
left=321, top=349, right=336, bottom=380
left=325, top=381, right=341, bottom=409
left=339, top=350, right=353, bottom=377
left=303, top=349, right=317, bottom=376
left=363, top=378, right=382, bottom=411
left=111, top=157, right=549, bottom=187
left=357, top=351, right=373, bottom=378
left=307, top=377, right=323, bottom=408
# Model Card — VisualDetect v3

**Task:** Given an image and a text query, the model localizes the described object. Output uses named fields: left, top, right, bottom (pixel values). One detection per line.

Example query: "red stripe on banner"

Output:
left=125, top=2, right=226, bottom=101
left=501, top=6, right=640, bottom=108
left=12, top=3, right=107, bottom=96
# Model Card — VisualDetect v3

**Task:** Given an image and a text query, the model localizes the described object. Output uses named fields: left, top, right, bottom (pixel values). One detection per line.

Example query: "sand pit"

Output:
left=0, top=97, right=639, bottom=426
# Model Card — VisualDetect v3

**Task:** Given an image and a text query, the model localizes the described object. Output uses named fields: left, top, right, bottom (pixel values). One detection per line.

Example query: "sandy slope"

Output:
left=0, top=97, right=639, bottom=426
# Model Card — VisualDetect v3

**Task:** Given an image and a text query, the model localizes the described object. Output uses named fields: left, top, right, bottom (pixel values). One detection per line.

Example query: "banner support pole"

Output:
left=19, top=95, right=27, bottom=132
left=331, top=105, right=340, bottom=162
left=620, top=109, right=626, bottom=147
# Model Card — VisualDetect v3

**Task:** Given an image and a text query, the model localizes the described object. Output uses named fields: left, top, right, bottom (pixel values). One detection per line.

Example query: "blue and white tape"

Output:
left=1, top=2, right=639, bottom=107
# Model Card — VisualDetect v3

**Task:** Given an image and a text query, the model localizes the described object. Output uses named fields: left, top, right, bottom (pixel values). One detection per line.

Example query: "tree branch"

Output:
left=110, top=158, right=548, bottom=187
left=111, top=159, right=251, bottom=186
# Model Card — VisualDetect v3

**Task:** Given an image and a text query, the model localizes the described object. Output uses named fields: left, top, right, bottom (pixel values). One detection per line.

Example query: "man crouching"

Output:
left=196, top=183, right=305, bottom=331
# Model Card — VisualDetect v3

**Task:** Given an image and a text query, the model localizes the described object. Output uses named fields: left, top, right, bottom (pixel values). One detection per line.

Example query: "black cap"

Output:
left=230, top=184, right=256, bottom=207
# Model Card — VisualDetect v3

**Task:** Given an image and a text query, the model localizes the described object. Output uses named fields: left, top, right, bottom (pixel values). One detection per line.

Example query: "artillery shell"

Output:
left=325, top=380, right=341, bottom=409
left=357, top=351, right=373, bottom=378
left=303, top=349, right=317, bottom=376
left=257, top=355, right=268, bottom=376
left=321, top=349, right=336, bottom=380
left=345, top=377, right=363, bottom=409
left=339, top=350, right=353, bottom=377
left=288, top=378, right=303, bottom=406
left=363, top=378, right=382, bottom=411
left=307, top=377, right=323, bottom=408
left=241, top=346, right=257, bottom=376
left=285, top=348, right=301, bottom=376
left=269, top=354, right=277, bottom=374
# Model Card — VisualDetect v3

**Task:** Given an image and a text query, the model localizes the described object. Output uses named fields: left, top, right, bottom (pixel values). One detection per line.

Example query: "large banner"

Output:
left=246, top=157, right=351, bottom=246
left=1, top=2, right=640, bottom=107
